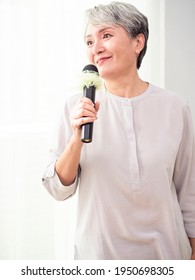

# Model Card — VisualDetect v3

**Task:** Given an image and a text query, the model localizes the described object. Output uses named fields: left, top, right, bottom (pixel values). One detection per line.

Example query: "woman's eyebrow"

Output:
left=85, top=26, right=115, bottom=39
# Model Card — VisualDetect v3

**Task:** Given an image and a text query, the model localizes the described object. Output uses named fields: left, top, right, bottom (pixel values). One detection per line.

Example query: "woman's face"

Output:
left=85, top=24, right=143, bottom=80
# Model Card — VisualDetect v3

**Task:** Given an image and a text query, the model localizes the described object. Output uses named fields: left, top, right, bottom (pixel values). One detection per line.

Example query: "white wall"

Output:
left=165, top=0, right=195, bottom=121
left=0, top=0, right=194, bottom=260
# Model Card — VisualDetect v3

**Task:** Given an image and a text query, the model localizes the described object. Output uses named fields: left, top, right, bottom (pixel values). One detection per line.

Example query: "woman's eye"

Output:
left=103, top=33, right=111, bottom=39
left=86, top=40, right=93, bottom=46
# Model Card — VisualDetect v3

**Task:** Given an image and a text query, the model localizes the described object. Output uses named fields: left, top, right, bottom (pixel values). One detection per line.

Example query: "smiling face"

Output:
left=85, top=24, right=144, bottom=81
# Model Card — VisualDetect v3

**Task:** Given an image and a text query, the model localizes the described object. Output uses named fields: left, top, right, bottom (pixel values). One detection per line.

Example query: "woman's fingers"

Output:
left=70, top=97, right=99, bottom=131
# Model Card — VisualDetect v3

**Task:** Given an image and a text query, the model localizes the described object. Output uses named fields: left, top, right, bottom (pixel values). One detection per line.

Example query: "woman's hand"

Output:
left=70, top=97, right=100, bottom=136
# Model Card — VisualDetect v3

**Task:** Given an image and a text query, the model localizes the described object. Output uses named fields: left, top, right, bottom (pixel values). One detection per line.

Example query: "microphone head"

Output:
left=82, top=64, right=98, bottom=73
left=80, top=64, right=102, bottom=89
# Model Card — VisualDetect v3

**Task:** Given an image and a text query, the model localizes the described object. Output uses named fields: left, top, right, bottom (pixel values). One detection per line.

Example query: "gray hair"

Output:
left=85, top=1, right=149, bottom=69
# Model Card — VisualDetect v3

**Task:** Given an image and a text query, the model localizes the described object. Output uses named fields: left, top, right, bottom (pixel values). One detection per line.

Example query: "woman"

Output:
left=42, top=1, right=195, bottom=259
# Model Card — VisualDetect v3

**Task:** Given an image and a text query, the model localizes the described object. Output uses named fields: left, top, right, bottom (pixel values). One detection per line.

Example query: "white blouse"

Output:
left=42, top=84, right=195, bottom=259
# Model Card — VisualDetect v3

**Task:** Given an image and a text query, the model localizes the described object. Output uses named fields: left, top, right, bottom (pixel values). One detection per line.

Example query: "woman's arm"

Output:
left=173, top=104, right=195, bottom=258
left=55, top=133, right=83, bottom=186
left=55, top=97, right=100, bottom=186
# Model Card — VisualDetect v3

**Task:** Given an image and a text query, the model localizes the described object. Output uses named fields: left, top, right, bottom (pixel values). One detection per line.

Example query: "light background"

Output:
left=0, top=0, right=194, bottom=259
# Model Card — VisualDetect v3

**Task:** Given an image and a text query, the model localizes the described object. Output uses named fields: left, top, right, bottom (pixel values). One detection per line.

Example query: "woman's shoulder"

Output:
left=149, top=84, right=188, bottom=108
left=59, top=91, right=82, bottom=115
left=64, top=91, right=82, bottom=106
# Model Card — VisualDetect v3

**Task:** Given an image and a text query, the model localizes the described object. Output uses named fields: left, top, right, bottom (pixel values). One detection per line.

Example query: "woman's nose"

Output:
left=92, top=40, right=105, bottom=55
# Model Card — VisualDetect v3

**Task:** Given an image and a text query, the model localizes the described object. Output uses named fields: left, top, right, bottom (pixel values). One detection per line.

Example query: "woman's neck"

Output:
left=104, top=73, right=148, bottom=98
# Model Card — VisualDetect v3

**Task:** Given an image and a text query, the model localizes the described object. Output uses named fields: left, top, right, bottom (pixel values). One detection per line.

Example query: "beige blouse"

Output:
left=42, top=84, right=195, bottom=259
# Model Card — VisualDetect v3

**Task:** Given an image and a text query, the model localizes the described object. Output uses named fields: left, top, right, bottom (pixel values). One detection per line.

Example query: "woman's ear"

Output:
left=135, top=33, right=145, bottom=54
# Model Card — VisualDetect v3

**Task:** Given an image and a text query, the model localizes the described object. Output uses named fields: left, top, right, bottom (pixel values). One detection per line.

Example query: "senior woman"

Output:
left=42, top=1, right=195, bottom=260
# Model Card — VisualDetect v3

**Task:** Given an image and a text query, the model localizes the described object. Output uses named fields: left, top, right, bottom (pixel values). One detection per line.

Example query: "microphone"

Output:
left=80, top=64, right=101, bottom=143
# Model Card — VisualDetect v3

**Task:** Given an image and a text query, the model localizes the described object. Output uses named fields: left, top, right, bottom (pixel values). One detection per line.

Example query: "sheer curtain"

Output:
left=0, top=0, right=193, bottom=260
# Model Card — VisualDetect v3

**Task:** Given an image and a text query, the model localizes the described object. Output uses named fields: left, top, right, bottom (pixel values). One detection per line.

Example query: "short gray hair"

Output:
left=85, top=1, right=149, bottom=69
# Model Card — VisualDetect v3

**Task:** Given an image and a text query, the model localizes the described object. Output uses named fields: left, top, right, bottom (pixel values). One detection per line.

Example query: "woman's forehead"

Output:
left=85, top=23, right=120, bottom=37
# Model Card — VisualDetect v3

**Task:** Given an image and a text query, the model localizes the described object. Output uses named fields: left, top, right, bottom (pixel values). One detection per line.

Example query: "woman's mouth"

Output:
left=97, top=56, right=112, bottom=65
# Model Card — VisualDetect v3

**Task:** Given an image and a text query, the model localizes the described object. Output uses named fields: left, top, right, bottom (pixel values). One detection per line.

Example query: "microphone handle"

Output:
left=81, top=85, right=96, bottom=143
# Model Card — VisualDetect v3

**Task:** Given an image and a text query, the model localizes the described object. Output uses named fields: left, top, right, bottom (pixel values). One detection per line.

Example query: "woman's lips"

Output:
left=97, top=56, right=112, bottom=65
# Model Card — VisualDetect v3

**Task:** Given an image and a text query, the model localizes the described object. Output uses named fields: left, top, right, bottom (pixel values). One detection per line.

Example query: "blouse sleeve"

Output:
left=42, top=159, right=80, bottom=201
left=42, top=97, right=80, bottom=201
left=173, top=104, right=195, bottom=237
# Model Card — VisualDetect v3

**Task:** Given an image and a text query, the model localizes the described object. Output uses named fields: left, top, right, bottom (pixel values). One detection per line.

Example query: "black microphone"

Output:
left=81, top=64, right=100, bottom=143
